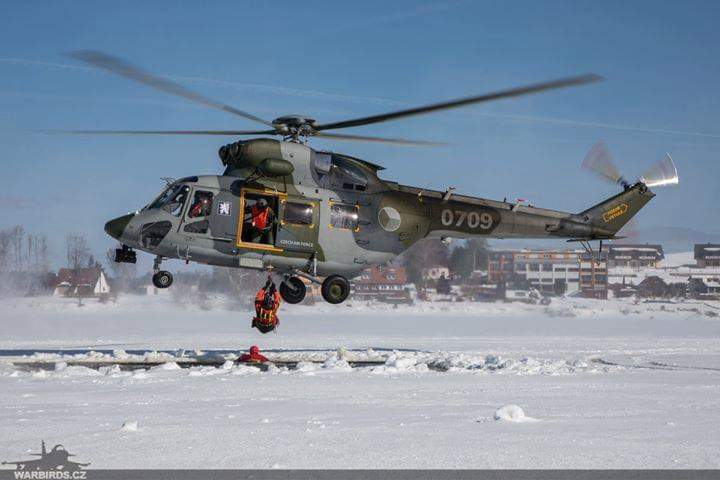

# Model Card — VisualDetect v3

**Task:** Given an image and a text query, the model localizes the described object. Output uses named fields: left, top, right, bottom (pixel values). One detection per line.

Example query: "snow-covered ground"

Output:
left=1, top=295, right=719, bottom=468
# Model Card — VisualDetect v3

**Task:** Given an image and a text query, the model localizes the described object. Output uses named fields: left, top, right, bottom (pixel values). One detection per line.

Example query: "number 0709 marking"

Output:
left=441, top=209, right=494, bottom=229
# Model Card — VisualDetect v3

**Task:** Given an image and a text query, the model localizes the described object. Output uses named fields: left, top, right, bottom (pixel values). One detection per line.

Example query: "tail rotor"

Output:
left=582, top=140, right=679, bottom=191
left=639, top=153, right=679, bottom=187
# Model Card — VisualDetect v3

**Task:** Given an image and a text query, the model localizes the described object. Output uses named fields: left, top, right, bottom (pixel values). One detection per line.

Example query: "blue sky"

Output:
left=1, top=1, right=719, bottom=267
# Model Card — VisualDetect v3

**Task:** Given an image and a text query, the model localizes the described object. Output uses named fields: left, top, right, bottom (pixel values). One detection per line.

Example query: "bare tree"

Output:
left=399, top=238, right=449, bottom=287
left=66, top=234, right=91, bottom=270
left=0, top=229, right=10, bottom=273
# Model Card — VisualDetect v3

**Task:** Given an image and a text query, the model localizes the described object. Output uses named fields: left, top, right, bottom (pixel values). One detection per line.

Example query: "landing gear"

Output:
left=321, top=275, right=350, bottom=304
left=152, top=255, right=173, bottom=289
left=279, top=276, right=306, bottom=304
left=152, top=270, right=173, bottom=289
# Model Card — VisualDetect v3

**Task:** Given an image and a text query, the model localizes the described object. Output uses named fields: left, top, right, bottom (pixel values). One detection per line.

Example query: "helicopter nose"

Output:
left=104, top=213, right=135, bottom=240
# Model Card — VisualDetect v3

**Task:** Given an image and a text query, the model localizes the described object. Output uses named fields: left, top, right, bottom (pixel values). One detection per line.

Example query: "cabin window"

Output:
left=329, top=203, right=359, bottom=231
left=188, top=191, right=214, bottom=218
left=283, top=202, right=314, bottom=226
left=184, top=219, right=209, bottom=234
left=330, top=155, right=368, bottom=192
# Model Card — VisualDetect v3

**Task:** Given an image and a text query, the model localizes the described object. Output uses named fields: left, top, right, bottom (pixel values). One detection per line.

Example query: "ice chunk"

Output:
left=154, top=362, right=181, bottom=371
left=121, top=420, right=138, bottom=432
left=493, top=404, right=539, bottom=423
left=322, top=355, right=352, bottom=371
left=384, top=354, right=417, bottom=370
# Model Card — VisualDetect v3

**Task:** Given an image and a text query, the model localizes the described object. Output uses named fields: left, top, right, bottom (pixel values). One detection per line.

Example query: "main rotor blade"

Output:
left=314, top=74, right=603, bottom=132
left=582, top=140, right=624, bottom=185
left=46, top=129, right=277, bottom=135
left=67, top=50, right=275, bottom=128
left=315, top=132, right=446, bottom=146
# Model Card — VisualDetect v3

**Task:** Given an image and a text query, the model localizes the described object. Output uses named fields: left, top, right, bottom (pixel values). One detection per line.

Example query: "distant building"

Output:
left=488, top=249, right=582, bottom=296
left=608, top=244, right=664, bottom=268
left=637, top=276, right=669, bottom=298
left=694, top=244, right=720, bottom=268
left=53, top=267, right=110, bottom=298
left=688, top=277, right=720, bottom=300
left=353, top=265, right=411, bottom=303
left=422, top=266, right=450, bottom=281
left=578, top=252, right=608, bottom=299
left=487, top=251, right=516, bottom=284
left=513, top=250, right=581, bottom=296
left=609, top=282, right=638, bottom=298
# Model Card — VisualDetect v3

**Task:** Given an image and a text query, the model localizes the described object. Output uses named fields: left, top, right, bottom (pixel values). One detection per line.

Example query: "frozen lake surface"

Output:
left=1, top=296, right=719, bottom=468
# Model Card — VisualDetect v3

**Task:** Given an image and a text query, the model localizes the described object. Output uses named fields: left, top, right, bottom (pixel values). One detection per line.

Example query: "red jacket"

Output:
left=239, top=345, right=268, bottom=363
left=251, top=205, right=271, bottom=230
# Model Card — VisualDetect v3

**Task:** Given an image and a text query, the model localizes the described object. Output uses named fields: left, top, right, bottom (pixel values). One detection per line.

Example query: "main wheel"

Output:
left=152, top=270, right=173, bottom=289
left=321, top=275, right=350, bottom=304
left=279, top=276, right=306, bottom=304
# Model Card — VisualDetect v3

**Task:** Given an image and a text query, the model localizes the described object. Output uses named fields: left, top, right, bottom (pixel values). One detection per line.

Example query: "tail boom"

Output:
left=418, top=183, right=654, bottom=242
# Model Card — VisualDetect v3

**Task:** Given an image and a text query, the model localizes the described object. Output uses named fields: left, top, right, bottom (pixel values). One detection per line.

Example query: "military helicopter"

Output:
left=63, top=51, right=678, bottom=305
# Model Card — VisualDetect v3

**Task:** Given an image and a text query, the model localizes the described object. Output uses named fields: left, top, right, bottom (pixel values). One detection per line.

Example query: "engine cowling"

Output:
left=218, top=138, right=294, bottom=176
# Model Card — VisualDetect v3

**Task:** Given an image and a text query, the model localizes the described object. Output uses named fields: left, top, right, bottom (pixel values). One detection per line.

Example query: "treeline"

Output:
left=0, top=226, right=108, bottom=297
left=0, top=226, right=50, bottom=274
left=0, top=226, right=53, bottom=296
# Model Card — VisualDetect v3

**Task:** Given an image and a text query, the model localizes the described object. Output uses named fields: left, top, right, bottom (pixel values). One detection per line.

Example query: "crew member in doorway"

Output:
left=252, top=278, right=280, bottom=334
left=238, top=345, right=268, bottom=363
left=244, top=197, right=276, bottom=244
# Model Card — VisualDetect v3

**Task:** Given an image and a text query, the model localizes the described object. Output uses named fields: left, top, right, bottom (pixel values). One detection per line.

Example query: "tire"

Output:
left=152, top=270, right=173, bottom=289
left=321, top=275, right=350, bottom=304
left=279, top=276, right=306, bottom=304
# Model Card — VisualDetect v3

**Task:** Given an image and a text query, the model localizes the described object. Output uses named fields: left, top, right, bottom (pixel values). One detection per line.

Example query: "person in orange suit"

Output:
left=238, top=345, right=269, bottom=363
left=252, top=278, right=280, bottom=334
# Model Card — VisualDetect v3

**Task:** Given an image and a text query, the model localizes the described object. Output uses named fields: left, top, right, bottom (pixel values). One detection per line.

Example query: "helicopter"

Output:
left=63, top=51, right=678, bottom=305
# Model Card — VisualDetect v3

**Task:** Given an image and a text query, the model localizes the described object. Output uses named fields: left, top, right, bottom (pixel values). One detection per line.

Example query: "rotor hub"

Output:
left=272, top=115, right=317, bottom=140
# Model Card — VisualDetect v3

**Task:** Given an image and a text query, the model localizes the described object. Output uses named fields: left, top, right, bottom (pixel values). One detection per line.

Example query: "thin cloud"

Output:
left=0, top=195, right=32, bottom=209
left=470, top=112, right=720, bottom=140
left=0, top=57, right=401, bottom=108
left=324, top=2, right=456, bottom=33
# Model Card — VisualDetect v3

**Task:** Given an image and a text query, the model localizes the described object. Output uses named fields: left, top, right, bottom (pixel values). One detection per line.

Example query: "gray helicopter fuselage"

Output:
left=105, top=139, right=654, bottom=279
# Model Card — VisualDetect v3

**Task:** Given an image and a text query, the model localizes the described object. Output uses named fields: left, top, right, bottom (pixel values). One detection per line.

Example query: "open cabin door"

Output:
left=235, top=187, right=285, bottom=253
left=235, top=187, right=319, bottom=254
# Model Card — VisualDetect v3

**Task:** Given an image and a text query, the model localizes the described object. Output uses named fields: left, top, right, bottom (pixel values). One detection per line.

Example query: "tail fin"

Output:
left=41, top=440, right=46, bottom=456
left=579, top=183, right=655, bottom=238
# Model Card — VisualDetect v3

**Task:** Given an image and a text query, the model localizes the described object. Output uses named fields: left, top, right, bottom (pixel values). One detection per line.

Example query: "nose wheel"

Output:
left=152, top=255, right=173, bottom=289
left=152, top=270, right=174, bottom=289
left=279, top=276, right=306, bottom=304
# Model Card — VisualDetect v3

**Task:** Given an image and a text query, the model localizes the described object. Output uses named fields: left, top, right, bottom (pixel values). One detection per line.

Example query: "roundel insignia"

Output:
left=378, top=206, right=401, bottom=232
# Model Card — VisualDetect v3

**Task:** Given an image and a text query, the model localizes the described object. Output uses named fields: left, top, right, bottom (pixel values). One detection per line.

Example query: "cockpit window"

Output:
left=147, top=184, right=189, bottom=217
left=188, top=191, right=214, bottom=218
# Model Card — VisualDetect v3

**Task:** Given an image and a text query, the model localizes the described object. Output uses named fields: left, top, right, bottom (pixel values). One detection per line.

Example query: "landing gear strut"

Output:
left=152, top=255, right=173, bottom=289
left=279, top=276, right=306, bottom=304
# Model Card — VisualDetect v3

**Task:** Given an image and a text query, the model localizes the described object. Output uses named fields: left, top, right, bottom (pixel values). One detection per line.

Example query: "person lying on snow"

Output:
left=252, top=278, right=280, bottom=334
left=238, top=345, right=268, bottom=363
